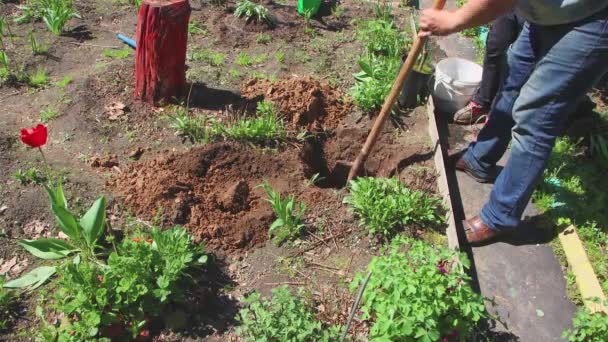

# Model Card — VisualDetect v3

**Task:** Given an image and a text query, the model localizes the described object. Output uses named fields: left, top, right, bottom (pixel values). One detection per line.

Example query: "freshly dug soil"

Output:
left=108, top=142, right=306, bottom=253
left=241, top=77, right=352, bottom=131
left=108, top=108, right=437, bottom=254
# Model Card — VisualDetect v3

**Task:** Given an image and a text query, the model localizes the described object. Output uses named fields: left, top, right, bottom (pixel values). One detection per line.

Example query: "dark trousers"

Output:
left=473, top=11, right=525, bottom=109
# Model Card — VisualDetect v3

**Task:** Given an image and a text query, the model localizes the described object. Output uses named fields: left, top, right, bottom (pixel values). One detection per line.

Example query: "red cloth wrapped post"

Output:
left=135, top=0, right=191, bottom=104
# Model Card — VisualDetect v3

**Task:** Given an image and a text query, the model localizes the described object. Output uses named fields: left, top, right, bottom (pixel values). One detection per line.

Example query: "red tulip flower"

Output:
left=20, top=124, right=48, bottom=148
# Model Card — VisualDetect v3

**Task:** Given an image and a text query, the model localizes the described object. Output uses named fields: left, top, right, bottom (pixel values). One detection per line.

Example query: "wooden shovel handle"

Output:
left=347, top=0, right=447, bottom=182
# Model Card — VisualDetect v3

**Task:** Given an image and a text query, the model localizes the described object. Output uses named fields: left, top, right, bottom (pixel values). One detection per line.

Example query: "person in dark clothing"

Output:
left=453, top=10, right=525, bottom=124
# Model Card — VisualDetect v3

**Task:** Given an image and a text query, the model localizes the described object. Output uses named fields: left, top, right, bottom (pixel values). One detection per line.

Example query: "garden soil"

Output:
left=108, top=106, right=436, bottom=255
left=241, top=77, right=352, bottom=131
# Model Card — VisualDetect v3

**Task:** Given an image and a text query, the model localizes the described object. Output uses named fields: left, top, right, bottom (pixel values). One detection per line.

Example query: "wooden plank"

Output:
left=559, top=225, right=607, bottom=313
left=427, top=98, right=459, bottom=249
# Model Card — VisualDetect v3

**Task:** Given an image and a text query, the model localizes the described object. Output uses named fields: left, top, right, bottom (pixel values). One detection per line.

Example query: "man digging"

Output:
left=419, top=0, right=608, bottom=245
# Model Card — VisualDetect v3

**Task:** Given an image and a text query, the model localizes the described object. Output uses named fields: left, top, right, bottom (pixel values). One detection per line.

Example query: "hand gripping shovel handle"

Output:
left=346, top=0, right=447, bottom=183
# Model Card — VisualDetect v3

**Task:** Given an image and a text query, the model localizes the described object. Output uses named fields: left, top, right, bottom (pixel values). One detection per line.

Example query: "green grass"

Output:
left=256, top=33, right=271, bottom=44
left=103, top=47, right=132, bottom=59
left=188, top=48, right=226, bottom=66
left=0, top=277, right=15, bottom=331
left=28, top=68, right=49, bottom=87
left=40, top=107, right=60, bottom=123
left=533, top=137, right=608, bottom=295
left=188, top=21, right=207, bottom=36
left=220, top=100, right=286, bottom=142
left=275, top=50, right=285, bottom=63
left=235, top=52, right=267, bottom=66
left=167, top=101, right=285, bottom=144
left=55, top=75, right=72, bottom=88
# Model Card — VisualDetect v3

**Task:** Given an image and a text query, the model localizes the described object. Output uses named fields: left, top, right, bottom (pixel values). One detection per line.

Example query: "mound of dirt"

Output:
left=108, top=142, right=312, bottom=253
left=241, top=77, right=352, bottom=131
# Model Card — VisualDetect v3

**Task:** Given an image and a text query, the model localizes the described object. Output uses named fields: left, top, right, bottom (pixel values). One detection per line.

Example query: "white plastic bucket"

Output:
left=432, top=58, right=483, bottom=115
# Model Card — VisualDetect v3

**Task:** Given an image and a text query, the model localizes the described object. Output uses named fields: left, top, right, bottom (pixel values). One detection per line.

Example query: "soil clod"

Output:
left=241, top=77, right=352, bottom=131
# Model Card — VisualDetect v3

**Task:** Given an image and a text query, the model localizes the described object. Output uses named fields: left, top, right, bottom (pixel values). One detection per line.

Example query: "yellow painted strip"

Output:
left=558, top=225, right=607, bottom=313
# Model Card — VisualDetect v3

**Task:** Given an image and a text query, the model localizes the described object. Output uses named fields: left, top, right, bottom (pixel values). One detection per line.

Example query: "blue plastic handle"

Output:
left=117, top=33, right=136, bottom=49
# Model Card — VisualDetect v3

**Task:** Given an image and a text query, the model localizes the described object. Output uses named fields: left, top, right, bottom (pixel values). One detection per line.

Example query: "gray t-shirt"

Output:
left=516, top=0, right=608, bottom=25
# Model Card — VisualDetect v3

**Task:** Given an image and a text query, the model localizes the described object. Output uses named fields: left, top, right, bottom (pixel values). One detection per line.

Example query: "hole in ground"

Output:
left=299, top=135, right=372, bottom=189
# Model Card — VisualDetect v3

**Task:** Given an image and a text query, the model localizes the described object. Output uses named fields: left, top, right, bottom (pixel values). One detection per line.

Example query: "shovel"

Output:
left=342, top=0, right=447, bottom=183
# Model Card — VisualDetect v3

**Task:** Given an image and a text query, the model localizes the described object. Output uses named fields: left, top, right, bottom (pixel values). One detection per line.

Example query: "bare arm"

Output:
left=420, top=0, right=517, bottom=36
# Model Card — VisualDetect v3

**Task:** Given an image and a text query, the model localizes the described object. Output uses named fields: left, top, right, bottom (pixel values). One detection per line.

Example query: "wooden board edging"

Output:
left=426, top=99, right=459, bottom=250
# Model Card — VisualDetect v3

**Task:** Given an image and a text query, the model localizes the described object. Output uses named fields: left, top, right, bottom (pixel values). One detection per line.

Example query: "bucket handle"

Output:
left=433, top=73, right=479, bottom=97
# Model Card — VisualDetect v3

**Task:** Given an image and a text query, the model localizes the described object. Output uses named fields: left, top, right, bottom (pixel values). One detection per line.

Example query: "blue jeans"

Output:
left=462, top=8, right=608, bottom=231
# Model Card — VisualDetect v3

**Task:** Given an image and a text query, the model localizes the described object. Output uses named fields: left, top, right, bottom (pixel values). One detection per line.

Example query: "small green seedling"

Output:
left=166, top=105, right=216, bottom=143
left=40, top=107, right=60, bottom=123
left=188, top=21, right=207, bottom=36
left=219, top=100, right=286, bottom=142
left=28, top=68, right=49, bottom=87
left=256, top=33, right=271, bottom=44
left=0, top=16, right=13, bottom=48
left=188, top=48, right=225, bottom=66
left=306, top=173, right=324, bottom=187
left=258, top=182, right=306, bottom=245
left=14, top=167, right=45, bottom=185
left=275, top=50, right=285, bottom=63
left=55, top=75, right=73, bottom=88
left=103, top=47, right=132, bottom=59
left=235, top=52, right=267, bottom=66
left=28, top=30, right=48, bottom=55
left=0, top=276, right=15, bottom=330
left=0, top=50, right=9, bottom=76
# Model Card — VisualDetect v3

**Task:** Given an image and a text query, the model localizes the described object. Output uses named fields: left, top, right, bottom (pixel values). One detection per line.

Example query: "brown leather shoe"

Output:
left=463, top=216, right=504, bottom=245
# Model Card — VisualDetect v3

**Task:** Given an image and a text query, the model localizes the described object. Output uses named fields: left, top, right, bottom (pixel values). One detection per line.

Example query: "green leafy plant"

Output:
left=0, top=16, right=13, bottom=48
left=41, top=227, right=207, bottom=340
left=0, top=50, right=10, bottom=79
left=234, top=0, right=274, bottom=27
left=14, top=166, right=46, bottom=185
left=301, top=8, right=314, bottom=28
left=166, top=105, right=217, bottom=143
left=188, top=21, right=207, bottom=36
left=14, top=0, right=47, bottom=24
left=344, top=177, right=444, bottom=237
left=357, top=19, right=408, bottom=58
left=258, top=182, right=306, bottom=245
left=27, top=30, right=48, bottom=55
left=28, top=67, right=49, bottom=87
left=590, top=133, right=608, bottom=167
left=275, top=50, right=285, bottom=63
left=0, top=277, right=15, bottom=331
left=372, top=0, right=393, bottom=21
left=350, top=237, right=488, bottom=340
left=235, top=52, right=267, bottom=66
left=188, top=48, right=226, bottom=66
left=331, top=4, right=345, bottom=18
left=350, top=54, right=399, bottom=109
left=40, top=107, right=60, bottom=123
left=236, top=285, right=340, bottom=341
left=563, top=301, right=608, bottom=341
left=103, top=47, right=132, bottom=59
left=255, top=32, right=271, bottom=44
left=220, top=100, right=286, bottom=142
left=55, top=75, right=72, bottom=88
left=41, top=0, right=80, bottom=35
